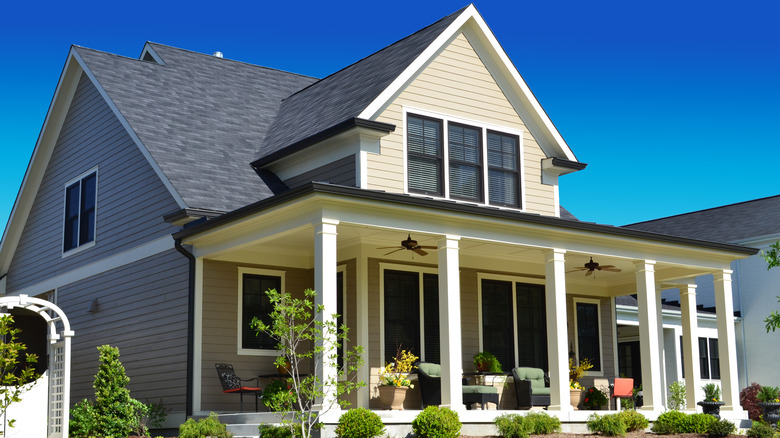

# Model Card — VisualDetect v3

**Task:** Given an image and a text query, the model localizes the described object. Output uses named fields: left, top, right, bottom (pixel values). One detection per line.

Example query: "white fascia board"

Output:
left=71, top=49, right=187, bottom=211
left=0, top=50, right=84, bottom=275
left=616, top=304, right=729, bottom=328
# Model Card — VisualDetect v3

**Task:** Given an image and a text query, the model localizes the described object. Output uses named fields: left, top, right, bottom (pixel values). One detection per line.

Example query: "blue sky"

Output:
left=1, top=0, right=778, bottom=233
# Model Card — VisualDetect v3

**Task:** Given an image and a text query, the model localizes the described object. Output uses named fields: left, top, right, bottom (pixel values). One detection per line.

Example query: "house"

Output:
left=626, top=195, right=780, bottom=394
left=0, top=4, right=757, bottom=433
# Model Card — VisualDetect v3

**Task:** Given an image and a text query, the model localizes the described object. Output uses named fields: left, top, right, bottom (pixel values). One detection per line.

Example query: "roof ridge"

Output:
left=74, top=45, right=152, bottom=64
left=625, top=193, right=780, bottom=227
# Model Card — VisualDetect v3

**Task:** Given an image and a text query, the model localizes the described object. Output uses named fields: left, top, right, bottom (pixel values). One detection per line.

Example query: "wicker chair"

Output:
left=512, top=367, right=551, bottom=409
left=215, top=363, right=262, bottom=412
left=417, top=362, right=499, bottom=410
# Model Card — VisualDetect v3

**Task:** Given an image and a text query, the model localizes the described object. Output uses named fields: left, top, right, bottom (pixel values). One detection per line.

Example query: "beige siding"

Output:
left=370, top=32, right=556, bottom=216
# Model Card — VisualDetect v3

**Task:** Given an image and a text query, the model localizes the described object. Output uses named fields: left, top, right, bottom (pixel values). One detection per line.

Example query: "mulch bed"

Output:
left=464, top=434, right=744, bottom=438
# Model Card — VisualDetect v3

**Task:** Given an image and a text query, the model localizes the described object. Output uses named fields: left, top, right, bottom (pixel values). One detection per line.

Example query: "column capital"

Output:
left=544, top=248, right=566, bottom=262
left=314, top=218, right=339, bottom=234
left=714, top=269, right=733, bottom=282
left=634, top=260, right=656, bottom=272
left=438, top=235, right=460, bottom=250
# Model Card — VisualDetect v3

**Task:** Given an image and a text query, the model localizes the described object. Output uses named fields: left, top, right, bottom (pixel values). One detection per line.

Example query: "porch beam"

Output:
left=544, top=249, right=571, bottom=412
left=714, top=270, right=741, bottom=411
left=438, top=235, right=463, bottom=411
left=635, top=260, right=663, bottom=411
left=679, top=283, right=701, bottom=409
left=314, top=219, right=340, bottom=410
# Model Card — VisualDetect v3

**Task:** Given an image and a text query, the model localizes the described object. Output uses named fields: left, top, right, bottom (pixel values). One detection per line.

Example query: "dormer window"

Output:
left=63, top=169, right=97, bottom=253
left=406, top=111, right=522, bottom=208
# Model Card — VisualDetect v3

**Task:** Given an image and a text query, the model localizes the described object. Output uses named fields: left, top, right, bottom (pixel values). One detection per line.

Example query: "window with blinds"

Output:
left=407, top=115, right=443, bottom=196
left=487, top=131, right=520, bottom=207
left=448, top=123, right=482, bottom=202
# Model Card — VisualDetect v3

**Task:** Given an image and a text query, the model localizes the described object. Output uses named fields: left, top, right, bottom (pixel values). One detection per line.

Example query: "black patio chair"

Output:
left=215, top=363, right=262, bottom=412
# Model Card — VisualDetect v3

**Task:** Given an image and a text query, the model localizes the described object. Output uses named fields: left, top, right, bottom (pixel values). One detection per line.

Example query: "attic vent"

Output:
left=142, top=52, right=157, bottom=62
left=212, top=51, right=224, bottom=58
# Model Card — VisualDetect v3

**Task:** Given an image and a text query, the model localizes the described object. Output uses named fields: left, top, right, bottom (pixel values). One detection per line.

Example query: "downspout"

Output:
left=175, top=239, right=195, bottom=417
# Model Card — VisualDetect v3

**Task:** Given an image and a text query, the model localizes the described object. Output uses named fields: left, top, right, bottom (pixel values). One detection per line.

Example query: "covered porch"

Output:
left=176, top=184, right=752, bottom=422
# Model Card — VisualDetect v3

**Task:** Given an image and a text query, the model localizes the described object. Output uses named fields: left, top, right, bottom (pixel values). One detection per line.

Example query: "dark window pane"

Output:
left=79, top=173, right=96, bottom=245
left=408, top=116, right=442, bottom=196
left=448, top=124, right=482, bottom=201
left=516, top=283, right=547, bottom=369
left=576, top=302, right=601, bottom=371
left=384, top=270, right=421, bottom=360
left=423, top=274, right=440, bottom=364
left=64, top=182, right=80, bottom=251
left=242, top=274, right=280, bottom=350
left=709, top=338, right=720, bottom=380
left=680, top=336, right=685, bottom=379
left=337, top=272, right=344, bottom=371
left=487, top=132, right=520, bottom=207
left=481, top=279, right=515, bottom=369
left=699, top=337, right=710, bottom=379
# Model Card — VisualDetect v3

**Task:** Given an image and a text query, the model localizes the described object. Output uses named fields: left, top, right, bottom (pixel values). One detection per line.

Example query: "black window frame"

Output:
left=447, top=122, right=483, bottom=202
left=407, top=114, right=444, bottom=197
left=383, top=269, right=440, bottom=364
left=486, top=130, right=521, bottom=208
left=697, top=337, right=720, bottom=380
left=240, top=273, right=281, bottom=351
left=575, top=300, right=602, bottom=372
left=63, top=171, right=97, bottom=253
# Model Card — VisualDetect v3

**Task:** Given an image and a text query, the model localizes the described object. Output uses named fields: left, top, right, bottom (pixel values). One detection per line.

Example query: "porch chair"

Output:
left=417, top=362, right=499, bottom=410
left=511, top=367, right=551, bottom=409
left=610, top=377, right=634, bottom=410
left=215, top=363, right=262, bottom=412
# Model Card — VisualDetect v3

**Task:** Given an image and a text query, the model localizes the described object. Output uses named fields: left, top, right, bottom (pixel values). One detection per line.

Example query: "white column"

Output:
left=356, top=249, right=370, bottom=408
left=545, top=249, right=571, bottom=412
left=679, top=283, right=701, bottom=409
left=438, top=235, right=463, bottom=411
left=635, top=260, right=662, bottom=411
left=314, top=219, right=340, bottom=410
left=714, top=270, right=741, bottom=412
left=656, top=285, right=667, bottom=407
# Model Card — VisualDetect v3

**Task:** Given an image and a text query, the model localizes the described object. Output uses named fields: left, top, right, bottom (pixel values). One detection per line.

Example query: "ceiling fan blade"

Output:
left=377, top=246, right=402, bottom=250
left=418, top=245, right=438, bottom=250
left=601, top=267, right=622, bottom=272
left=585, top=270, right=593, bottom=276
left=384, top=248, right=405, bottom=256
left=412, top=248, right=428, bottom=256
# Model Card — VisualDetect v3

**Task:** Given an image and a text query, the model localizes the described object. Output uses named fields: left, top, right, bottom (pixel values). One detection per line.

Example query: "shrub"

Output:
left=259, top=424, right=299, bottom=438
left=681, top=413, right=718, bottom=434
left=412, top=406, right=461, bottom=438
left=667, top=381, right=687, bottom=410
left=757, top=386, right=780, bottom=403
left=617, top=410, right=648, bottom=432
left=707, top=419, right=735, bottom=438
left=263, top=379, right=296, bottom=411
left=583, top=386, right=609, bottom=409
left=179, top=412, right=233, bottom=438
left=495, top=414, right=530, bottom=438
left=652, top=410, right=688, bottom=434
left=741, top=383, right=764, bottom=421
left=587, top=413, right=627, bottom=436
left=747, top=422, right=776, bottom=438
left=525, top=411, right=561, bottom=434
left=335, top=408, right=385, bottom=438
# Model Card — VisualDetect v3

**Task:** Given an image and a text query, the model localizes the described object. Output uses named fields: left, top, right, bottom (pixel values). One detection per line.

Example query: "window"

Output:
left=699, top=337, right=720, bottom=380
left=63, top=171, right=97, bottom=252
left=480, top=278, right=547, bottom=370
left=238, top=268, right=284, bottom=354
left=382, top=268, right=439, bottom=363
left=406, top=112, right=522, bottom=208
left=336, top=270, right=345, bottom=371
left=575, top=299, right=602, bottom=372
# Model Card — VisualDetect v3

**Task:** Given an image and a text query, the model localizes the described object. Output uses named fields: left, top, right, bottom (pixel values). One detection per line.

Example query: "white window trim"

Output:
left=477, top=273, right=545, bottom=370
left=402, top=106, right=526, bottom=211
left=379, top=262, right=438, bottom=367
left=573, top=297, right=605, bottom=376
left=337, top=264, right=347, bottom=381
left=61, top=166, right=99, bottom=258
left=237, top=267, right=286, bottom=357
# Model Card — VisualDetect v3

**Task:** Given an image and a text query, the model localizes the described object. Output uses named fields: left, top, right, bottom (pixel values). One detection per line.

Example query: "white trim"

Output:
left=61, top=166, right=99, bottom=257
left=402, top=106, right=527, bottom=212
left=7, top=235, right=175, bottom=297
left=573, top=297, right=605, bottom=376
left=236, top=267, right=286, bottom=357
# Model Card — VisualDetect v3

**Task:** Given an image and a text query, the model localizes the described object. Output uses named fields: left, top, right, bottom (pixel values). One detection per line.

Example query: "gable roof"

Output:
left=624, top=194, right=780, bottom=243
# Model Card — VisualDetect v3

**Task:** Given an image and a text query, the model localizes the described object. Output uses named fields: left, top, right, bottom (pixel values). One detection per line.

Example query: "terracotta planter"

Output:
left=570, top=388, right=582, bottom=410
left=277, top=360, right=292, bottom=375
left=378, top=385, right=409, bottom=410
left=698, top=400, right=725, bottom=419
left=758, top=402, right=780, bottom=428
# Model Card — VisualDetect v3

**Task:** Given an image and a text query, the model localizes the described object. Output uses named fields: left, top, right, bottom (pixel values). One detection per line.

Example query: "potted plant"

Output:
left=698, top=383, right=724, bottom=418
left=262, top=379, right=296, bottom=411
left=583, top=385, right=609, bottom=410
left=756, top=385, right=780, bottom=427
left=569, top=357, right=593, bottom=410
left=377, top=348, right=418, bottom=410
left=473, top=352, right=502, bottom=373
left=276, top=355, right=292, bottom=375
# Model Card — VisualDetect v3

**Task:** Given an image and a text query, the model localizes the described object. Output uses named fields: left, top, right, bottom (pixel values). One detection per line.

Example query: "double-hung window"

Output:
left=382, top=268, right=440, bottom=364
left=679, top=336, right=720, bottom=380
left=574, top=299, right=602, bottom=372
left=406, top=112, right=521, bottom=208
left=63, top=170, right=97, bottom=253
left=238, top=268, right=284, bottom=354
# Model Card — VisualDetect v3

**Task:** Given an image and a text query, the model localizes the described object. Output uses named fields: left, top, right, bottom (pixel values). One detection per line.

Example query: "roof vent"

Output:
left=212, top=51, right=224, bottom=58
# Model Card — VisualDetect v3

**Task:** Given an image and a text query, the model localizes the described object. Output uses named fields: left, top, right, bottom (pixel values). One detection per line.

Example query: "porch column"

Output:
left=635, top=260, right=663, bottom=411
left=314, top=219, right=339, bottom=410
left=544, top=249, right=571, bottom=412
left=438, top=235, right=463, bottom=411
left=656, top=285, right=667, bottom=406
left=679, top=283, right=701, bottom=409
left=714, top=270, right=741, bottom=412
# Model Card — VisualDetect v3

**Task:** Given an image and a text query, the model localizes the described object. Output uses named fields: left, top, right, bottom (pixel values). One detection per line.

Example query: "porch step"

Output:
left=217, top=412, right=282, bottom=438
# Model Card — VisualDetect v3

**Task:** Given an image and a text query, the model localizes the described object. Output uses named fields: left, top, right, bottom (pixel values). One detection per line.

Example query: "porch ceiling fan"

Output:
left=378, top=234, right=437, bottom=256
left=568, top=257, right=622, bottom=276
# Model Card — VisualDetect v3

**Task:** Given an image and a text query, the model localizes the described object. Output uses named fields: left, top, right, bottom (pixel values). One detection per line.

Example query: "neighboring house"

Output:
left=0, top=4, right=758, bottom=430
left=626, top=195, right=780, bottom=393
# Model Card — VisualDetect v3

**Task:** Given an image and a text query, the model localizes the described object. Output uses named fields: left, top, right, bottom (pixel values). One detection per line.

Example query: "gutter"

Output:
left=174, top=239, right=195, bottom=417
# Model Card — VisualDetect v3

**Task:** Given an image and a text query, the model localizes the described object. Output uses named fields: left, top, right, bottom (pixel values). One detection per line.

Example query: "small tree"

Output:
left=252, top=289, right=364, bottom=438
left=760, top=241, right=780, bottom=332
left=0, top=314, right=40, bottom=431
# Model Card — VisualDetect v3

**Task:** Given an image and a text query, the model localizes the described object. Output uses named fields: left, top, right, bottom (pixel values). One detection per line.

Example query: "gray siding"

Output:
left=59, top=248, right=189, bottom=410
left=7, top=72, right=180, bottom=292
left=283, top=155, right=356, bottom=189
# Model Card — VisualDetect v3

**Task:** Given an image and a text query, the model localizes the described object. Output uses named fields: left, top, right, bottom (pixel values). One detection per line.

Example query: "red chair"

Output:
left=215, top=363, right=262, bottom=412
left=611, top=378, right=634, bottom=410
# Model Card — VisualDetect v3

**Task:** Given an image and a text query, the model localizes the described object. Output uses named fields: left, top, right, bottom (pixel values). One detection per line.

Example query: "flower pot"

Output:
left=698, top=400, right=725, bottom=419
left=758, top=402, right=780, bottom=428
left=378, top=385, right=408, bottom=410
left=277, top=359, right=292, bottom=375
left=570, top=388, right=582, bottom=410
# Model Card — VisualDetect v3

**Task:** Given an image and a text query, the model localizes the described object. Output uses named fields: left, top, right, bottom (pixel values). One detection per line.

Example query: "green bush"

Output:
left=681, top=413, right=718, bottom=434
left=651, top=410, right=688, bottom=434
left=747, top=422, right=777, bottom=438
left=525, top=411, right=561, bottom=434
left=335, top=408, right=385, bottom=438
left=263, top=379, right=296, bottom=411
left=495, top=414, right=531, bottom=438
left=667, top=381, right=687, bottom=410
left=587, top=413, right=627, bottom=436
left=259, top=424, right=299, bottom=438
left=583, top=386, right=609, bottom=410
left=616, top=410, right=648, bottom=432
left=412, top=406, right=461, bottom=438
left=707, top=419, right=735, bottom=438
left=179, top=412, right=233, bottom=438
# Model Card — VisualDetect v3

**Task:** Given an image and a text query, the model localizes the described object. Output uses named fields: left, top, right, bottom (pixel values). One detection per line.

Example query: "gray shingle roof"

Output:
left=624, top=195, right=780, bottom=243
left=253, top=6, right=467, bottom=165
left=76, top=43, right=317, bottom=212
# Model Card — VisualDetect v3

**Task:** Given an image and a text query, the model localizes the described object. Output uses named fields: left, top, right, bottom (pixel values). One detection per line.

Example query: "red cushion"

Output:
left=612, top=378, right=633, bottom=397
left=224, top=387, right=261, bottom=393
